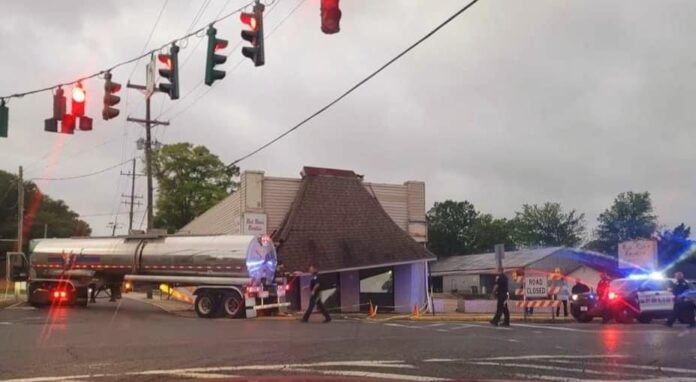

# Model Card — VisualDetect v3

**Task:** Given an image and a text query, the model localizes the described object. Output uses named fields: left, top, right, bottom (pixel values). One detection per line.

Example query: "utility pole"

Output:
left=120, top=158, right=143, bottom=232
left=43, top=223, right=48, bottom=239
left=16, top=166, right=23, bottom=252
left=126, top=76, right=169, bottom=232
left=107, top=221, right=122, bottom=237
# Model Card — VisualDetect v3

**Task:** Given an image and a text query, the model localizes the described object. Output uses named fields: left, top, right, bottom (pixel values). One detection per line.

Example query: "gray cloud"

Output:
left=1, top=0, right=696, bottom=237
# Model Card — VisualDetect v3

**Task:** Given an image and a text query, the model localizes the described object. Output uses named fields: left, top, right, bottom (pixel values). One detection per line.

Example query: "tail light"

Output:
left=53, top=291, right=60, bottom=298
left=608, top=291, right=617, bottom=300
left=285, top=284, right=290, bottom=291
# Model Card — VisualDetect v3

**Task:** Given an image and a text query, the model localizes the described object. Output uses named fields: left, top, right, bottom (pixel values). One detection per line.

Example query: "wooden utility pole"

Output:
left=16, top=166, right=23, bottom=252
left=120, top=158, right=143, bottom=232
left=126, top=82, right=168, bottom=232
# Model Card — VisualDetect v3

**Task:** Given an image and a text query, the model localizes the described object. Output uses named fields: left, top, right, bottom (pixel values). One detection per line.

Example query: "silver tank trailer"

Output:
left=29, top=234, right=277, bottom=283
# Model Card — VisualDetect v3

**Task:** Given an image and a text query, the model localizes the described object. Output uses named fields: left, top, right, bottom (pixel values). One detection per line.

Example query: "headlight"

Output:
left=571, top=294, right=578, bottom=301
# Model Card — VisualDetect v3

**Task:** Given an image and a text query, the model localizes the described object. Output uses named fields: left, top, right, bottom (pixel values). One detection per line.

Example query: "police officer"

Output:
left=490, top=267, right=510, bottom=327
left=596, top=273, right=612, bottom=324
left=666, top=272, right=695, bottom=328
left=301, top=265, right=331, bottom=323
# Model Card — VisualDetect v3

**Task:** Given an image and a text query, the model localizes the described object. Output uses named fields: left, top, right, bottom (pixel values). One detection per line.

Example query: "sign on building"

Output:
left=242, top=213, right=267, bottom=235
left=525, top=276, right=548, bottom=298
left=618, top=240, right=657, bottom=270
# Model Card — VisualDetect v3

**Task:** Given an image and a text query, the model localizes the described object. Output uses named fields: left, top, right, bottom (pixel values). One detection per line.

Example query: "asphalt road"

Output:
left=1, top=297, right=696, bottom=382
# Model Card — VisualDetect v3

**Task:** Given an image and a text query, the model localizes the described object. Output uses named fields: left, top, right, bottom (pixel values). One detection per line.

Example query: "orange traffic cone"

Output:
left=368, top=301, right=374, bottom=318
left=412, top=304, right=420, bottom=318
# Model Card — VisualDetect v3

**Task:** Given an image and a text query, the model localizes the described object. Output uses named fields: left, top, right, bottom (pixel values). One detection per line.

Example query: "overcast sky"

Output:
left=2, top=0, right=696, bottom=237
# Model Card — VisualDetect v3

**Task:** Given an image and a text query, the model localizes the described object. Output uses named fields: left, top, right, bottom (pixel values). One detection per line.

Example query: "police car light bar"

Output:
left=627, top=272, right=664, bottom=280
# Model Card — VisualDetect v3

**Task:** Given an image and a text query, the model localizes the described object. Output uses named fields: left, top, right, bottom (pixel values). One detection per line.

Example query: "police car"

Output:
left=570, top=274, right=696, bottom=324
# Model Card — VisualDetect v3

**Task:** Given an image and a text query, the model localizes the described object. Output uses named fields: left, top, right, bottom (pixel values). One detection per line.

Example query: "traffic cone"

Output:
left=412, top=304, right=420, bottom=318
left=368, top=301, right=374, bottom=318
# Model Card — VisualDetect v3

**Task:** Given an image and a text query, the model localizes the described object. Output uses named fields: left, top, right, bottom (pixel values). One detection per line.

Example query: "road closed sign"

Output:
left=525, top=276, right=548, bottom=298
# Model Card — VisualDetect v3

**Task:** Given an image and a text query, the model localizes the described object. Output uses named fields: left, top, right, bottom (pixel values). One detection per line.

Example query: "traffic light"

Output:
left=72, top=82, right=86, bottom=117
left=321, top=0, right=341, bottom=34
left=0, top=100, right=8, bottom=138
left=205, top=26, right=228, bottom=86
left=102, top=71, right=121, bottom=120
left=240, top=2, right=265, bottom=67
left=158, top=43, right=180, bottom=100
left=44, top=87, right=66, bottom=133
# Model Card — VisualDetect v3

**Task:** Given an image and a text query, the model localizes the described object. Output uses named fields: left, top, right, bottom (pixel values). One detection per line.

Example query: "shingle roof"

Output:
left=430, top=247, right=564, bottom=275
left=272, top=167, right=434, bottom=273
left=430, top=247, right=624, bottom=276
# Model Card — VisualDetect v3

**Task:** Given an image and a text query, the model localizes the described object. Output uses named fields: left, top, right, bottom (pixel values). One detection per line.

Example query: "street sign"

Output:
left=145, top=54, right=156, bottom=99
left=525, top=276, right=548, bottom=298
left=618, top=240, right=657, bottom=270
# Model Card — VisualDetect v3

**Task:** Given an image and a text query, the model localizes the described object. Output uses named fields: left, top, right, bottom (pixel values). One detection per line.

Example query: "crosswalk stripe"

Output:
left=468, top=361, right=652, bottom=378
left=547, top=359, right=696, bottom=375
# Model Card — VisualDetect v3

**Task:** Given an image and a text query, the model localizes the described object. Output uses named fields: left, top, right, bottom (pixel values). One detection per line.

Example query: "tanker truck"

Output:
left=5, top=232, right=289, bottom=319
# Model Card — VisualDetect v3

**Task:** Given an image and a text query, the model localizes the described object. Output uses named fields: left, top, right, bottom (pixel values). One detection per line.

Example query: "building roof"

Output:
left=273, top=167, right=435, bottom=273
left=430, top=247, right=622, bottom=276
left=431, top=247, right=563, bottom=275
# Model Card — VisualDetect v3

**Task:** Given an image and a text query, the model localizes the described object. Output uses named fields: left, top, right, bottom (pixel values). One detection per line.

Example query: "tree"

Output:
left=594, top=191, right=657, bottom=255
left=657, top=223, right=691, bottom=269
left=0, top=169, right=91, bottom=254
left=427, top=200, right=515, bottom=256
left=469, top=214, right=516, bottom=254
left=511, top=202, right=585, bottom=248
left=152, top=143, right=239, bottom=233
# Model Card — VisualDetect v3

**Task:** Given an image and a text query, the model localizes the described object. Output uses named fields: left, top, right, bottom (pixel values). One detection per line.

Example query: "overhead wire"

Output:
left=0, top=0, right=255, bottom=101
left=29, top=158, right=136, bottom=182
left=229, top=0, right=482, bottom=165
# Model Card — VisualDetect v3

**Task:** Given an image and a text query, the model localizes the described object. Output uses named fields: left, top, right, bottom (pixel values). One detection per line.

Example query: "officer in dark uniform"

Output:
left=666, top=272, right=695, bottom=328
left=596, top=273, right=612, bottom=324
left=490, top=267, right=510, bottom=327
left=301, top=265, right=331, bottom=323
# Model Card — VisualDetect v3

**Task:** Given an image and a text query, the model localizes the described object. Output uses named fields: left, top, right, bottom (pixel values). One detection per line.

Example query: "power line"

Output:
left=29, top=158, right=136, bottom=182
left=157, top=0, right=296, bottom=123
left=0, top=0, right=256, bottom=101
left=229, top=0, right=482, bottom=166
left=128, top=0, right=171, bottom=80
left=80, top=210, right=146, bottom=218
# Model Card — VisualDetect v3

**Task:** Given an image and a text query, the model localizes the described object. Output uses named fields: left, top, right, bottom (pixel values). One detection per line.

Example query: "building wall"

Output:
left=394, top=262, right=427, bottom=313
left=442, top=274, right=481, bottom=294
left=568, top=265, right=602, bottom=292
left=339, top=270, right=360, bottom=312
left=183, top=170, right=427, bottom=242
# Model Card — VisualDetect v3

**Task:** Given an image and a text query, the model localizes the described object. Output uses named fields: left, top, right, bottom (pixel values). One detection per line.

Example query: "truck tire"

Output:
left=194, top=293, right=218, bottom=318
left=222, top=292, right=245, bottom=319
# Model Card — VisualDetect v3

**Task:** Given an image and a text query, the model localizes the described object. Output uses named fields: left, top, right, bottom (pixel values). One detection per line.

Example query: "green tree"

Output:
left=427, top=200, right=478, bottom=256
left=0, top=169, right=91, bottom=254
left=427, top=200, right=515, bottom=256
left=594, top=191, right=657, bottom=255
left=152, top=143, right=239, bottom=233
left=511, top=202, right=585, bottom=248
left=469, top=214, right=516, bottom=254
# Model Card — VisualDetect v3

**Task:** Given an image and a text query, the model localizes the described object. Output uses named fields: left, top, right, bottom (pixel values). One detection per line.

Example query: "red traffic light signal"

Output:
left=321, top=0, right=341, bottom=34
left=158, top=43, right=180, bottom=100
left=240, top=2, right=265, bottom=67
left=72, top=82, right=86, bottom=117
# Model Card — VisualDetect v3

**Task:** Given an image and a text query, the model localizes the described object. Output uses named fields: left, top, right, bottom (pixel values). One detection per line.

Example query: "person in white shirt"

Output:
left=556, top=278, right=570, bottom=317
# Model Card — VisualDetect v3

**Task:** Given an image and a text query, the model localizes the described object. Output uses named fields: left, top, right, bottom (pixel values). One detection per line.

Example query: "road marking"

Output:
left=424, top=355, right=628, bottom=363
left=0, top=322, right=12, bottom=325
left=513, top=373, right=585, bottom=382
left=678, top=330, right=693, bottom=338
left=468, top=361, right=650, bottom=378
left=436, top=329, right=449, bottom=332
left=547, top=359, right=696, bottom=375
left=384, top=323, right=423, bottom=329
left=507, top=339, right=520, bottom=343
left=426, top=323, right=446, bottom=327
left=167, top=372, right=238, bottom=379
left=286, top=367, right=449, bottom=381
left=0, top=360, right=414, bottom=382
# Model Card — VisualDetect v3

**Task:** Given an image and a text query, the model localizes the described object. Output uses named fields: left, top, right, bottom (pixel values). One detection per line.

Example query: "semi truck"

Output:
left=5, top=232, right=290, bottom=318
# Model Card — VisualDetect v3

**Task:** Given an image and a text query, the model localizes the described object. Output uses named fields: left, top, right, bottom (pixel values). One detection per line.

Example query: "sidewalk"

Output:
left=125, top=292, right=196, bottom=317
left=0, top=293, right=24, bottom=309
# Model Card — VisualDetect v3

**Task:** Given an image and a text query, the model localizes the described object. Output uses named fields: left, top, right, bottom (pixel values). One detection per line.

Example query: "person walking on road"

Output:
left=666, top=271, right=695, bottom=328
left=556, top=278, right=570, bottom=317
left=301, top=265, right=331, bottom=323
left=596, top=273, right=612, bottom=324
left=490, top=267, right=510, bottom=327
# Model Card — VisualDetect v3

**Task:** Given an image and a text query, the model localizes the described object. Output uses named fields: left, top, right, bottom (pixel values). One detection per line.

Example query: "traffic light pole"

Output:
left=16, top=166, right=23, bottom=252
left=126, top=83, right=169, bottom=232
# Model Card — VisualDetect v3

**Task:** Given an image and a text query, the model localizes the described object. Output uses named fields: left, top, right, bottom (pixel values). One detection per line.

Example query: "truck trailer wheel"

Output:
left=222, top=292, right=245, bottom=319
left=194, top=293, right=218, bottom=318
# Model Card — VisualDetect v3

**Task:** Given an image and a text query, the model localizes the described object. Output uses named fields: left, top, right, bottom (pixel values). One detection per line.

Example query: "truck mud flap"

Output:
left=245, top=296, right=257, bottom=318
